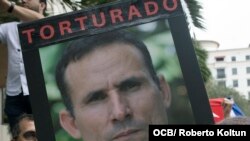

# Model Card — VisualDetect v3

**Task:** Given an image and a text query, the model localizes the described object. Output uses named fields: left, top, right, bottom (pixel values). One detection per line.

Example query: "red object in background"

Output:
left=209, top=98, right=224, bottom=123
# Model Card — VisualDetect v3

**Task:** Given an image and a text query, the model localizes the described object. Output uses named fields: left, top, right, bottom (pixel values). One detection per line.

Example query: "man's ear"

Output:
left=59, top=110, right=81, bottom=139
left=158, top=75, right=171, bottom=108
left=39, top=2, right=46, bottom=13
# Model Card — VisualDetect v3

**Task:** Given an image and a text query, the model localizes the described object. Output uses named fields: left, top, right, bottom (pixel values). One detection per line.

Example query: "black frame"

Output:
left=18, top=0, right=214, bottom=141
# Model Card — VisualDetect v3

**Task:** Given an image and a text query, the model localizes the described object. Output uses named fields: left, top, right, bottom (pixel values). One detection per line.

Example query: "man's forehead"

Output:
left=93, top=43, right=144, bottom=63
left=66, top=43, right=145, bottom=75
left=19, top=119, right=35, bottom=130
left=64, top=43, right=149, bottom=92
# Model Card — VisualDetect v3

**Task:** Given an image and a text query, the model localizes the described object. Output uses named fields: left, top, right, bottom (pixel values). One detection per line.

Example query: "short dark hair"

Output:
left=56, top=30, right=160, bottom=116
left=11, top=114, right=34, bottom=139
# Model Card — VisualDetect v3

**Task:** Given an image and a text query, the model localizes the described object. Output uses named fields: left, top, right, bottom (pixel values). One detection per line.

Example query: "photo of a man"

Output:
left=55, top=30, right=171, bottom=141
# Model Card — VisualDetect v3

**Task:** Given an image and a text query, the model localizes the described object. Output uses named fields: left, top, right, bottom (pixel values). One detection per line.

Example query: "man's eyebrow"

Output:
left=81, top=76, right=146, bottom=104
left=82, top=89, right=105, bottom=103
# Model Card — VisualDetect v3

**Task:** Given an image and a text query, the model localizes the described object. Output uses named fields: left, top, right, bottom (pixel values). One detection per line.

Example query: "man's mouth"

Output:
left=113, top=129, right=140, bottom=140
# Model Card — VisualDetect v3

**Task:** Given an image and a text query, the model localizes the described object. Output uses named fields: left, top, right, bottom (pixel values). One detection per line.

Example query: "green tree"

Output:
left=193, top=40, right=211, bottom=82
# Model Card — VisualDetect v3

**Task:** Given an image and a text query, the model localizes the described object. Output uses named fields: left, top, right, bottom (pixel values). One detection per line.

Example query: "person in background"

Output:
left=218, top=116, right=250, bottom=125
left=56, top=30, right=171, bottom=141
left=10, top=114, right=37, bottom=141
left=0, top=0, right=46, bottom=132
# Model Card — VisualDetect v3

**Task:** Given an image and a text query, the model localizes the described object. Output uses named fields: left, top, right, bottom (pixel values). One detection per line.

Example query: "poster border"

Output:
left=18, top=0, right=214, bottom=141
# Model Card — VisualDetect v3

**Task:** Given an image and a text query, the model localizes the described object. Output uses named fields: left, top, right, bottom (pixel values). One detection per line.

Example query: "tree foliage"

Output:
left=184, top=0, right=205, bottom=29
left=193, top=40, right=211, bottom=82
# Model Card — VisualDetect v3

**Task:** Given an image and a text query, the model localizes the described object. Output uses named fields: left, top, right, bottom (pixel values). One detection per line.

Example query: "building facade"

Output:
left=199, top=40, right=250, bottom=100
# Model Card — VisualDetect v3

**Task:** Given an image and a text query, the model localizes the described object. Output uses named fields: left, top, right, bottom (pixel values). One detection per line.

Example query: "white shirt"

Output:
left=0, top=22, right=29, bottom=96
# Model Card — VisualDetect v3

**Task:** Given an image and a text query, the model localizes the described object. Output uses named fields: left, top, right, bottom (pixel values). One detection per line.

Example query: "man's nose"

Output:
left=110, top=92, right=132, bottom=122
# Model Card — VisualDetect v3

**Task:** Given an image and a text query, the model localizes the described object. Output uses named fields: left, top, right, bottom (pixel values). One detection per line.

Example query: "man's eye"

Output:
left=120, top=81, right=141, bottom=92
left=88, top=92, right=106, bottom=103
left=23, top=131, right=36, bottom=139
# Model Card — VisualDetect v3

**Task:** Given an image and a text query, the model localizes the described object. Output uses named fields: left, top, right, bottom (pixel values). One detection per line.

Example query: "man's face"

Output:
left=61, top=43, right=170, bottom=141
left=16, top=119, right=36, bottom=141
left=21, top=0, right=41, bottom=12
